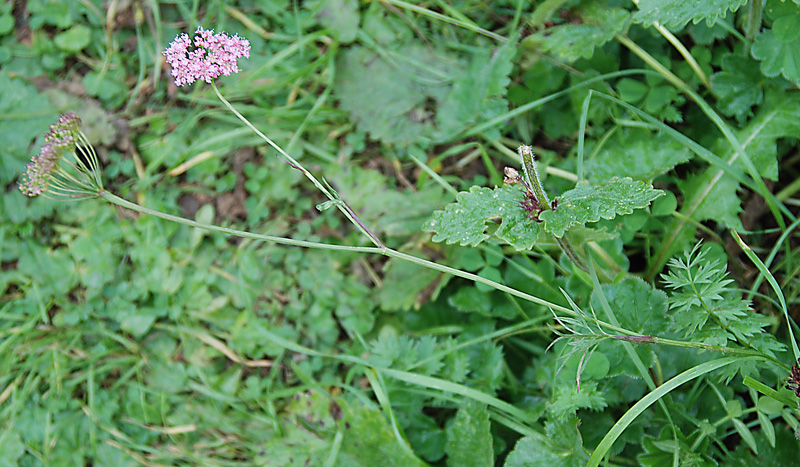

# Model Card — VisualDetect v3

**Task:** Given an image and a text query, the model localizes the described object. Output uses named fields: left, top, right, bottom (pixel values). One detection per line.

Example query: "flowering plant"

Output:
left=163, top=27, right=250, bottom=87
left=19, top=112, right=103, bottom=199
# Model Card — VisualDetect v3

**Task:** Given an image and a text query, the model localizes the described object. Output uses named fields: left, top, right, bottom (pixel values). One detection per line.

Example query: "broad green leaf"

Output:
left=678, top=167, right=743, bottom=230
left=0, top=432, right=25, bottom=467
left=436, top=36, right=516, bottom=138
left=0, top=73, right=57, bottom=185
left=586, top=129, right=692, bottom=182
left=445, top=400, right=493, bottom=467
left=591, top=278, right=669, bottom=376
left=633, top=0, right=747, bottom=29
left=710, top=53, right=765, bottom=121
left=307, top=0, right=360, bottom=43
left=752, top=12, right=800, bottom=82
left=53, top=25, right=91, bottom=52
left=535, top=6, right=628, bottom=63
left=504, top=417, right=588, bottom=467
left=721, top=94, right=800, bottom=181
left=539, top=178, right=664, bottom=237
left=424, top=185, right=540, bottom=250
left=334, top=44, right=452, bottom=146
left=379, top=254, right=444, bottom=311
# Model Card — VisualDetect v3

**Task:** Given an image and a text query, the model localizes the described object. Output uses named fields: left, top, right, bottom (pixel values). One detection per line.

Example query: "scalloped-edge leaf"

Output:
left=633, top=0, right=747, bottom=29
left=423, top=185, right=540, bottom=251
left=540, top=177, right=664, bottom=237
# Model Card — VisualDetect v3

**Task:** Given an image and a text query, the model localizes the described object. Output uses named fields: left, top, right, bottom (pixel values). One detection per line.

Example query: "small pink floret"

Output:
left=163, top=27, right=251, bottom=87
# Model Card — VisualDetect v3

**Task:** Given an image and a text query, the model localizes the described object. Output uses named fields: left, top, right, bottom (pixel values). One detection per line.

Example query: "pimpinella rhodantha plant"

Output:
left=17, top=14, right=800, bottom=467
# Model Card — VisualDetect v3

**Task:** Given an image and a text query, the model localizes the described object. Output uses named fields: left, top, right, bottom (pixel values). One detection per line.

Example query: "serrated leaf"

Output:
left=724, top=94, right=800, bottom=181
left=539, top=178, right=663, bottom=237
left=424, top=185, right=540, bottom=250
left=752, top=13, right=800, bottom=82
left=633, top=0, right=747, bottom=29
left=592, top=278, right=669, bottom=376
left=437, top=36, right=515, bottom=138
left=334, top=44, right=453, bottom=146
left=678, top=167, right=743, bottom=230
left=711, top=53, right=765, bottom=120
left=586, top=129, right=692, bottom=182
left=536, top=7, right=628, bottom=63
left=445, top=400, right=493, bottom=467
left=503, top=417, right=588, bottom=467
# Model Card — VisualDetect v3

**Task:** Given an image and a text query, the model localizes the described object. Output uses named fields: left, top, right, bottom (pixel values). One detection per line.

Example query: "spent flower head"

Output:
left=163, top=27, right=251, bottom=87
left=19, top=113, right=103, bottom=199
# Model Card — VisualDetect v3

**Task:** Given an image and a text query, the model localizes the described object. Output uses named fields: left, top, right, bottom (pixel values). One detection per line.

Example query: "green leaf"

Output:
left=679, top=167, right=743, bottom=230
left=752, top=12, right=800, bottom=82
left=721, top=94, right=800, bottom=181
left=504, top=417, right=588, bottom=467
left=0, top=432, right=25, bottom=467
left=307, top=0, right=360, bottom=44
left=535, top=7, right=628, bottom=63
left=424, top=185, right=540, bottom=250
left=710, top=53, right=765, bottom=120
left=445, top=400, right=493, bottom=467
left=633, top=0, right=747, bottom=29
left=0, top=73, right=57, bottom=185
left=378, top=254, right=443, bottom=311
left=53, top=25, right=91, bottom=52
left=436, top=36, right=516, bottom=138
left=586, top=129, right=692, bottom=182
left=591, top=278, right=669, bottom=376
left=539, top=177, right=664, bottom=237
left=334, top=44, right=452, bottom=146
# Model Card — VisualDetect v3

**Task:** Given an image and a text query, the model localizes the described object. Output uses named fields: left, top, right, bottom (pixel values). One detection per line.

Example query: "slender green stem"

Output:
left=745, top=0, right=764, bottom=41
left=99, top=191, right=380, bottom=254
left=95, top=189, right=786, bottom=369
left=210, top=82, right=384, bottom=249
left=518, top=145, right=587, bottom=271
left=379, top=0, right=508, bottom=43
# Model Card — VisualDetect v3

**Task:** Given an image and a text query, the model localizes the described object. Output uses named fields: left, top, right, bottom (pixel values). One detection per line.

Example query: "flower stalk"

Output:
left=517, top=145, right=587, bottom=272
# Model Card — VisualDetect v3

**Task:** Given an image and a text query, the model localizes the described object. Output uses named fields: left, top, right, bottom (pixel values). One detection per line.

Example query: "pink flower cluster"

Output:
left=163, top=27, right=251, bottom=87
left=20, top=113, right=82, bottom=197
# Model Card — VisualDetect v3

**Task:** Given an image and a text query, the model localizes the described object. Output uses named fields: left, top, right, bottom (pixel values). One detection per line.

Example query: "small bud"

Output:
left=504, top=167, right=522, bottom=185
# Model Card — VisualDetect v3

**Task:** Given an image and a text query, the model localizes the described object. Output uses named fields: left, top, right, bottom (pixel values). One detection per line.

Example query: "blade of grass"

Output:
left=587, top=357, right=751, bottom=467
left=731, top=231, right=799, bottom=359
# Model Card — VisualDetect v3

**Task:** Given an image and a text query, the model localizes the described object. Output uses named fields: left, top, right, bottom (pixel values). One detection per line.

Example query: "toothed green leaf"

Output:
left=710, top=53, right=765, bottom=120
left=752, top=11, right=800, bottom=82
left=633, top=0, right=747, bottom=29
left=423, top=185, right=540, bottom=251
left=534, top=6, right=628, bottom=63
left=539, top=178, right=664, bottom=237
left=586, top=129, right=692, bottom=182
left=445, top=400, right=493, bottom=467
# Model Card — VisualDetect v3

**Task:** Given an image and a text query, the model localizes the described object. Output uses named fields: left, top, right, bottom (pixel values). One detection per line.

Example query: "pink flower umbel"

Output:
left=163, top=27, right=251, bottom=87
left=19, top=113, right=103, bottom=199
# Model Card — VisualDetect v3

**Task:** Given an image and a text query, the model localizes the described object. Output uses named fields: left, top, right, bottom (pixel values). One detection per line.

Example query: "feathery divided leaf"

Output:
left=539, top=177, right=664, bottom=237
left=423, top=185, right=540, bottom=250
left=633, top=0, right=747, bottom=29
left=661, top=243, right=784, bottom=381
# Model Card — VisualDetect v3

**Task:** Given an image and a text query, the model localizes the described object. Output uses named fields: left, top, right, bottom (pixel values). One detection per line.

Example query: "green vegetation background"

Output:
left=3, top=0, right=800, bottom=466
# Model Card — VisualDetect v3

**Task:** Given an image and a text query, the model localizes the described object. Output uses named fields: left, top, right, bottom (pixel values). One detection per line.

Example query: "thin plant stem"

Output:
left=210, top=82, right=385, bottom=250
